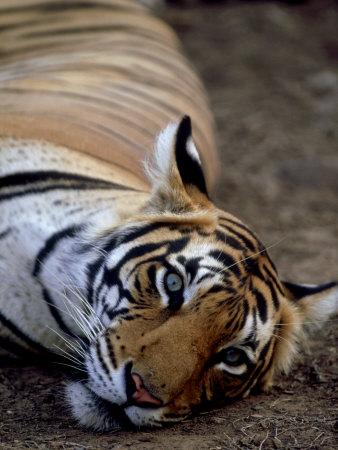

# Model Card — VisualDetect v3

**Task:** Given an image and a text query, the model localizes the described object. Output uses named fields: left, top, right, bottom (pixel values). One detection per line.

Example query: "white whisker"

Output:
left=272, top=333, right=294, bottom=347
left=47, top=327, right=86, bottom=358
left=55, top=361, right=87, bottom=373
left=52, top=344, right=84, bottom=366
left=35, top=256, right=105, bottom=342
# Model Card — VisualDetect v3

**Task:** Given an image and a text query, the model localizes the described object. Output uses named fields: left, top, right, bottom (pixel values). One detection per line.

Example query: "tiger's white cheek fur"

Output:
left=85, top=350, right=127, bottom=405
left=66, top=380, right=165, bottom=429
left=125, top=406, right=164, bottom=427
left=65, top=381, right=119, bottom=430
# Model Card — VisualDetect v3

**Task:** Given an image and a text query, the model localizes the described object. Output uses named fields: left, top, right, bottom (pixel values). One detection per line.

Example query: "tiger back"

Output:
left=0, top=0, right=217, bottom=189
left=0, top=0, right=337, bottom=431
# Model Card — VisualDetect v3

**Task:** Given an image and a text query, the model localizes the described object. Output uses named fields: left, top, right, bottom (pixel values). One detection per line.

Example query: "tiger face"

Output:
left=65, top=117, right=337, bottom=430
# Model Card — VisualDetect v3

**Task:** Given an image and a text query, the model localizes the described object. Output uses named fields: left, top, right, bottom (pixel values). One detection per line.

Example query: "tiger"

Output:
left=0, top=0, right=337, bottom=431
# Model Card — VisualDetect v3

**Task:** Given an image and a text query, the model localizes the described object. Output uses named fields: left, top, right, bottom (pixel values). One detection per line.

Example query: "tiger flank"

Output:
left=0, top=0, right=337, bottom=431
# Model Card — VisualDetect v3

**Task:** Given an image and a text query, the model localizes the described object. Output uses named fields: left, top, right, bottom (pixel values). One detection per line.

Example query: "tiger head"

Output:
left=66, top=116, right=337, bottom=430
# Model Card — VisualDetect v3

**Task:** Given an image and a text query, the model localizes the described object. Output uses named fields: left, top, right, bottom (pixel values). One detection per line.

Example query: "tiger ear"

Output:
left=262, top=280, right=337, bottom=388
left=144, top=116, right=212, bottom=215
left=282, top=281, right=338, bottom=324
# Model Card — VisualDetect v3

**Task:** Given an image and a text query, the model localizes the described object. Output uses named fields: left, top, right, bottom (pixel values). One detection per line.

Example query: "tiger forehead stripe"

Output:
left=218, top=217, right=260, bottom=252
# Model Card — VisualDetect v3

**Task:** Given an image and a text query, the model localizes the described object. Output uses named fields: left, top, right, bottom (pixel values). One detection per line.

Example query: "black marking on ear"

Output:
left=175, top=115, right=208, bottom=197
left=283, top=281, right=337, bottom=301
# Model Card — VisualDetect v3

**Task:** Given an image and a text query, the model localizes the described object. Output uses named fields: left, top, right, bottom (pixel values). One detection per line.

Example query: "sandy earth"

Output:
left=0, top=1, right=337, bottom=449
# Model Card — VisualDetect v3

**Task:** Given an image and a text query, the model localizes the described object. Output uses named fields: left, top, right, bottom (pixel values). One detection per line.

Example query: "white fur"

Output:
left=216, top=361, right=247, bottom=376
left=65, top=381, right=119, bottom=430
left=145, top=121, right=178, bottom=189
left=125, top=405, right=164, bottom=427
left=186, top=136, right=202, bottom=165
left=145, top=121, right=202, bottom=194
left=302, top=285, right=338, bottom=327
left=86, top=345, right=127, bottom=405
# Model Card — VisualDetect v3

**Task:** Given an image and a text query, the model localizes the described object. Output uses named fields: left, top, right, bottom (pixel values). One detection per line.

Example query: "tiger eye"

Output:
left=224, top=348, right=244, bottom=365
left=166, top=273, right=183, bottom=292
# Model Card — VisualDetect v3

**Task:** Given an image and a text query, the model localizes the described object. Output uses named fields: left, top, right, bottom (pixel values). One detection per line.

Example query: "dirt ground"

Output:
left=1, top=0, right=337, bottom=449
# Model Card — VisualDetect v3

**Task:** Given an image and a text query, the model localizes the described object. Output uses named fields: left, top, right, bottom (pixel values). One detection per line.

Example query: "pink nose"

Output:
left=131, top=373, right=162, bottom=406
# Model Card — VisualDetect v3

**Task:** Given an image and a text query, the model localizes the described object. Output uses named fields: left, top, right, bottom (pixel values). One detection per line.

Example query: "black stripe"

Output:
left=0, top=170, right=136, bottom=202
left=106, top=307, right=129, bottom=321
left=111, top=242, right=164, bottom=277
left=283, top=281, right=337, bottom=300
left=100, top=235, right=190, bottom=315
left=218, top=218, right=258, bottom=251
left=263, top=263, right=284, bottom=297
left=254, top=289, right=268, bottom=323
left=105, top=333, right=117, bottom=370
left=96, top=341, right=111, bottom=379
left=241, top=338, right=274, bottom=393
left=0, top=310, right=48, bottom=354
left=266, top=278, right=280, bottom=310
left=106, top=237, right=190, bottom=285
left=237, top=299, right=249, bottom=332
left=0, top=2, right=140, bottom=15
left=40, top=287, right=79, bottom=338
left=0, top=336, right=66, bottom=366
left=218, top=224, right=257, bottom=253
left=95, top=274, right=112, bottom=311
left=175, top=116, right=208, bottom=197
left=147, top=264, right=157, bottom=289
left=33, top=225, right=81, bottom=277
left=0, top=171, right=131, bottom=189
left=33, top=225, right=83, bottom=337
left=215, top=230, right=244, bottom=252
left=184, top=257, right=202, bottom=283
left=207, top=284, right=230, bottom=296
left=104, top=223, right=168, bottom=252
left=197, top=272, right=221, bottom=285
left=226, top=338, right=274, bottom=401
left=86, top=255, right=107, bottom=307
left=244, top=310, right=258, bottom=351
left=0, top=227, right=12, bottom=240
left=0, top=336, right=40, bottom=361
left=264, top=253, right=281, bottom=284
left=134, top=273, right=142, bottom=294
left=208, top=250, right=241, bottom=278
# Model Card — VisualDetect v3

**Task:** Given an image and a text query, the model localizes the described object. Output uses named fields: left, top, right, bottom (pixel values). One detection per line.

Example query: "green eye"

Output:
left=224, top=348, right=246, bottom=366
left=165, top=273, right=183, bottom=292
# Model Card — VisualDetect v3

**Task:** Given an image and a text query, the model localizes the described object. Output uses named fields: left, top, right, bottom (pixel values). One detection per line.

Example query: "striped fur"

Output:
left=0, top=0, right=217, bottom=189
left=0, top=0, right=337, bottom=430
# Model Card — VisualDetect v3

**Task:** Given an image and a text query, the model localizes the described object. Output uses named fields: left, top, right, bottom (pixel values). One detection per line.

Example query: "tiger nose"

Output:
left=128, top=372, right=162, bottom=406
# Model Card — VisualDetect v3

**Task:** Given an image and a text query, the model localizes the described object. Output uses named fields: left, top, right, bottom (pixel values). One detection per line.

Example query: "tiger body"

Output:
left=1, top=0, right=337, bottom=430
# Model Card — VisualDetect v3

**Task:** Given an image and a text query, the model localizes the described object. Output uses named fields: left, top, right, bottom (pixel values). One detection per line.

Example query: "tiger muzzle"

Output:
left=124, top=362, right=162, bottom=408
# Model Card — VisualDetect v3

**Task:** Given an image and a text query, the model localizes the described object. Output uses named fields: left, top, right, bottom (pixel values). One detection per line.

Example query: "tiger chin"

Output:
left=51, top=116, right=336, bottom=430
left=1, top=117, right=337, bottom=431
